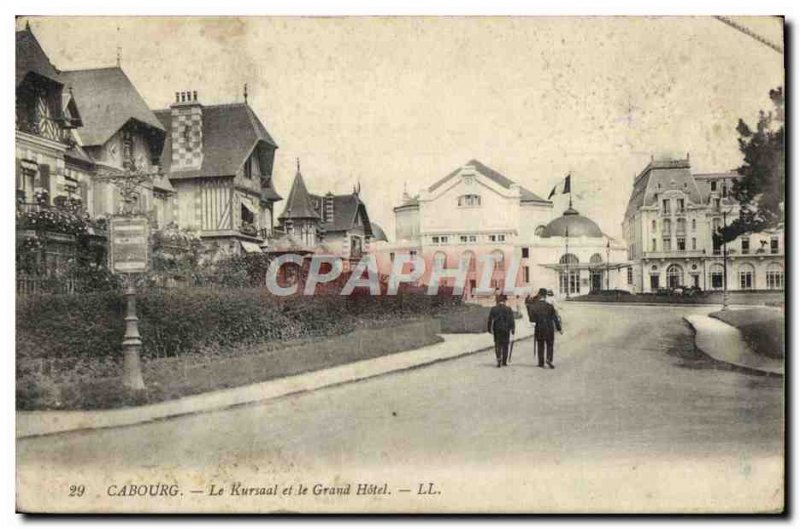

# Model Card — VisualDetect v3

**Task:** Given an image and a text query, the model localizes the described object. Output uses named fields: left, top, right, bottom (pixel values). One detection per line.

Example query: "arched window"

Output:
left=457, top=194, right=481, bottom=207
left=766, top=263, right=784, bottom=290
left=433, top=251, right=448, bottom=269
left=676, top=217, right=687, bottom=235
left=739, top=263, right=755, bottom=290
left=589, top=253, right=603, bottom=264
left=491, top=249, right=505, bottom=271
left=534, top=225, right=546, bottom=237
left=666, top=264, right=683, bottom=288
left=709, top=263, right=724, bottom=290
left=559, top=253, right=579, bottom=265
left=461, top=250, right=476, bottom=273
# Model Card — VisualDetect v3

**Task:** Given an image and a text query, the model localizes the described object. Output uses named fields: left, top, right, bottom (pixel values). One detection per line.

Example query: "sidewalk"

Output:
left=684, top=314, right=783, bottom=377
left=17, top=324, right=535, bottom=439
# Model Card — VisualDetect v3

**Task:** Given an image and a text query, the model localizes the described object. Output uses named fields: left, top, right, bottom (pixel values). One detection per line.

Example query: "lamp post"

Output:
left=606, top=239, right=611, bottom=291
left=721, top=209, right=730, bottom=311
left=97, top=164, right=160, bottom=391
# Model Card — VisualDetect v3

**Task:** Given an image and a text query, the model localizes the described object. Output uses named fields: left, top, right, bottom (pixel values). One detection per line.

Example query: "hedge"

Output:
left=17, top=286, right=461, bottom=362
left=16, top=286, right=462, bottom=410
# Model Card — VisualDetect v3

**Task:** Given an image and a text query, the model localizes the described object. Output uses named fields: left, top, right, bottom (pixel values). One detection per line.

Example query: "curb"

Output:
left=682, top=317, right=783, bottom=378
left=17, top=330, right=534, bottom=440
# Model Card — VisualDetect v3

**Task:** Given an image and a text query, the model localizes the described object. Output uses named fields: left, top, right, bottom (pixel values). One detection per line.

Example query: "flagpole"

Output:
left=565, top=225, right=570, bottom=299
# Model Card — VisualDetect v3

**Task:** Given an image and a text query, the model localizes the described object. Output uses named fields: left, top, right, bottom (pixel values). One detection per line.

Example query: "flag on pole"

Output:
left=548, top=174, right=571, bottom=200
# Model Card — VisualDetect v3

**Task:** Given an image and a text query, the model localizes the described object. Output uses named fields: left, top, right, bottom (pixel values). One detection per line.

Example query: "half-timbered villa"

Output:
left=154, top=92, right=281, bottom=256
left=275, top=162, right=374, bottom=264
left=61, top=66, right=172, bottom=225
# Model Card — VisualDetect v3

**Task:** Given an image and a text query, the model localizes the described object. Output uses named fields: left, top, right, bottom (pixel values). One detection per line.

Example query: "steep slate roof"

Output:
left=278, top=170, right=320, bottom=220
left=624, top=158, right=704, bottom=219
left=309, top=193, right=372, bottom=234
left=154, top=103, right=277, bottom=179
left=427, top=159, right=550, bottom=203
left=16, top=27, right=62, bottom=87
left=260, top=179, right=283, bottom=202
left=61, top=67, right=165, bottom=147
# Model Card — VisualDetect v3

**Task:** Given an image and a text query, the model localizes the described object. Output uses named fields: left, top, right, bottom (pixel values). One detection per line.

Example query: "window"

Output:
left=534, top=225, right=546, bottom=237
left=651, top=239, right=656, bottom=251
left=389, top=252, right=395, bottom=262
left=710, top=264, right=724, bottom=290
left=559, top=253, right=579, bottom=265
left=243, top=156, right=253, bottom=179
left=676, top=218, right=686, bottom=235
left=722, top=184, right=728, bottom=197
left=488, top=234, right=506, bottom=242
left=523, top=266, right=530, bottom=284
left=457, top=194, right=481, bottom=207
left=771, top=237, right=779, bottom=254
left=713, top=198, right=721, bottom=210
left=766, top=263, right=784, bottom=290
left=560, top=270, right=580, bottom=295
left=666, top=264, right=683, bottom=288
left=432, top=236, right=440, bottom=244
left=662, top=199, right=671, bottom=214
left=409, top=250, right=417, bottom=258
left=432, top=235, right=448, bottom=244
left=433, top=251, right=448, bottom=268
left=651, top=219, right=656, bottom=231
left=710, top=181, right=717, bottom=192
left=741, top=237, right=750, bottom=255
left=677, top=237, right=686, bottom=251
left=739, top=263, right=754, bottom=290
left=677, top=199, right=685, bottom=213
left=491, top=250, right=505, bottom=271
left=460, top=235, right=468, bottom=243
left=468, top=235, right=476, bottom=243
left=441, top=236, right=448, bottom=244
left=691, top=218, right=696, bottom=231
left=692, top=237, right=697, bottom=250
left=627, top=267, right=633, bottom=284
left=521, top=247, right=529, bottom=259
left=650, top=274, right=660, bottom=290
left=662, top=218, right=671, bottom=235
left=461, top=251, right=476, bottom=273
left=662, top=238, right=671, bottom=252
left=590, top=253, right=603, bottom=264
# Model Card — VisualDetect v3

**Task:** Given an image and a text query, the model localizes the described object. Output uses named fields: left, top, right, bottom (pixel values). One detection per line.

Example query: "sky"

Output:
left=19, top=16, right=784, bottom=239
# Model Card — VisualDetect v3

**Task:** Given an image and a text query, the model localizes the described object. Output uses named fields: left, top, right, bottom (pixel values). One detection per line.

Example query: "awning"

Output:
left=240, top=241, right=263, bottom=254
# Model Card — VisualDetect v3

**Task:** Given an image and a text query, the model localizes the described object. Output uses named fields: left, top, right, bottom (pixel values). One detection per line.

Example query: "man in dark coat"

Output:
left=526, top=288, right=562, bottom=368
left=487, top=294, right=515, bottom=368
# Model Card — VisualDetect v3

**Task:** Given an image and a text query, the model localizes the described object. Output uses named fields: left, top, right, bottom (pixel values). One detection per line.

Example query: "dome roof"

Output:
left=371, top=222, right=388, bottom=242
left=539, top=207, right=603, bottom=238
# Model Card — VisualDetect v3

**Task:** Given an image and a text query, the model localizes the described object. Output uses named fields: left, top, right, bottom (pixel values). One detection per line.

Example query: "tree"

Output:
left=717, top=87, right=785, bottom=244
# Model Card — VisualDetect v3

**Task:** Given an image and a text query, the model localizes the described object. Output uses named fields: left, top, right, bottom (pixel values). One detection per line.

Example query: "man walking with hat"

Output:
left=487, top=294, right=515, bottom=368
left=527, top=288, right=563, bottom=368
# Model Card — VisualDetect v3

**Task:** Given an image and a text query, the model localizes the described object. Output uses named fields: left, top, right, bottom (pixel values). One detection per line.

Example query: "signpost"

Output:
left=109, top=215, right=150, bottom=391
left=99, top=164, right=160, bottom=392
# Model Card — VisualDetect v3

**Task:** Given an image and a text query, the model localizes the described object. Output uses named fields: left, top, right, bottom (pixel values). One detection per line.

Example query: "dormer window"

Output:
left=458, top=194, right=481, bottom=207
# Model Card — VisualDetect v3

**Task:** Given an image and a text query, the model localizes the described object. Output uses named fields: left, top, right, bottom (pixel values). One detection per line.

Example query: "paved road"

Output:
left=17, top=304, right=784, bottom=513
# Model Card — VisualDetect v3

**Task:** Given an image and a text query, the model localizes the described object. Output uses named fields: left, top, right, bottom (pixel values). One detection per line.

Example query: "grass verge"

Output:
left=709, top=308, right=785, bottom=359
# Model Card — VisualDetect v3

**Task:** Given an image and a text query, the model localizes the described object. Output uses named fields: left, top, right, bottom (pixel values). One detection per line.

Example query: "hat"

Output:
left=497, top=294, right=508, bottom=302
left=537, top=288, right=548, bottom=296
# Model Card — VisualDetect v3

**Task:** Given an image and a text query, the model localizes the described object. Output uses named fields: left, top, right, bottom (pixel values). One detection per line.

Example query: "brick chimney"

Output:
left=170, top=90, right=203, bottom=171
left=323, top=192, right=335, bottom=223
